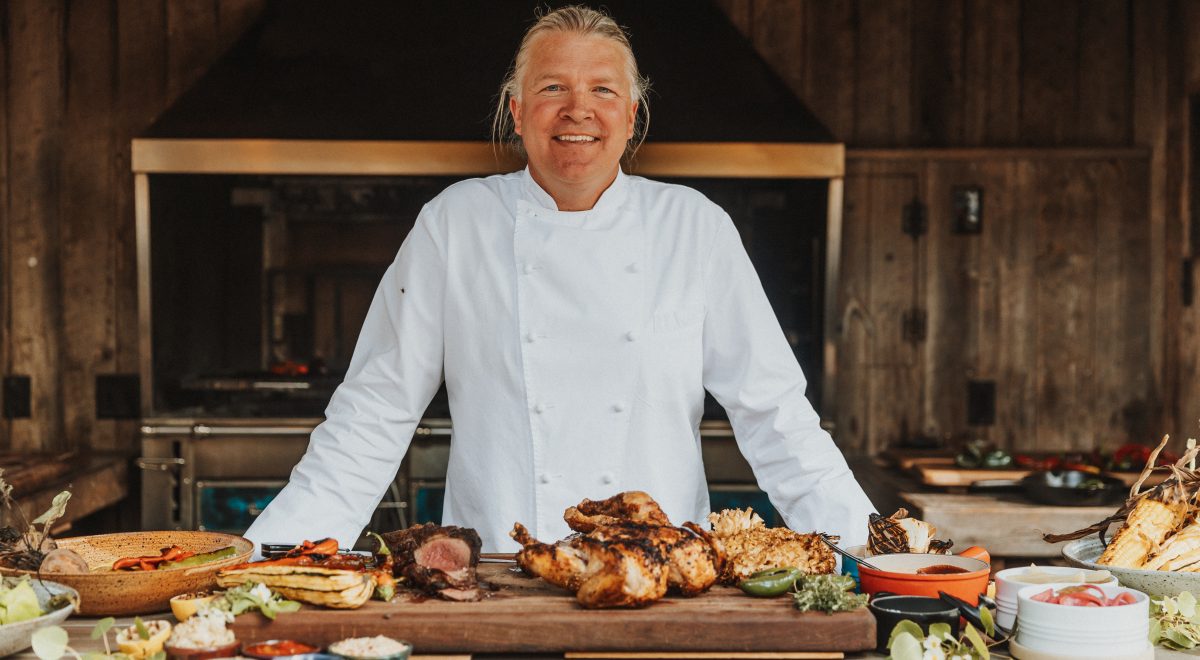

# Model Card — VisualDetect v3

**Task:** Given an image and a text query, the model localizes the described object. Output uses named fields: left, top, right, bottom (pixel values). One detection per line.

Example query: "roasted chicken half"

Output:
left=511, top=491, right=725, bottom=608
left=563, top=491, right=673, bottom=532
left=511, top=522, right=668, bottom=608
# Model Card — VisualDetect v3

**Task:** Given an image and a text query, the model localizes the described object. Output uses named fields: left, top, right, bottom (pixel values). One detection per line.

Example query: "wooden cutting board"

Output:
left=229, top=563, right=875, bottom=654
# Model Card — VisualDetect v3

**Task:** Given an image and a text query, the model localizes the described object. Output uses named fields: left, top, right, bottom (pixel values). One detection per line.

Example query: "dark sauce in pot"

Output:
left=916, top=564, right=970, bottom=575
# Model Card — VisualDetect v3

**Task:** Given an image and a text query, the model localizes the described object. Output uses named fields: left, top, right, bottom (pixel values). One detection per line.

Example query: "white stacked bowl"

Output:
left=993, top=565, right=1118, bottom=630
left=1015, top=583, right=1150, bottom=658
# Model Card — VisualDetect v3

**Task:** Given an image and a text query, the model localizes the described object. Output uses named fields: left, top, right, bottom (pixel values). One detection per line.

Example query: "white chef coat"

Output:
left=244, top=167, right=876, bottom=554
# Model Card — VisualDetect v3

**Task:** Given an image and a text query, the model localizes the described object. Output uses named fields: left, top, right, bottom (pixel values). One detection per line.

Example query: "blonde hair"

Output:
left=491, top=5, right=651, bottom=160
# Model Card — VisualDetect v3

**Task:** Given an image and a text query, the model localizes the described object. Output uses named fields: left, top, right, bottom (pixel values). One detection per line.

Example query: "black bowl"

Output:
left=1020, top=470, right=1125, bottom=507
left=868, top=594, right=961, bottom=652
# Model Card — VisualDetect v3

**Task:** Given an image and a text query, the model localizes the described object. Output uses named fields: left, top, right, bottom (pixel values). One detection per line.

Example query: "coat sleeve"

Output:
left=243, top=208, right=446, bottom=555
left=700, top=215, right=876, bottom=547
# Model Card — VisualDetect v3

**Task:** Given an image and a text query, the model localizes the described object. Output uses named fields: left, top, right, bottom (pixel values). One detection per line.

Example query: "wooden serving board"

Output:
left=230, top=564, right=875, bottom=654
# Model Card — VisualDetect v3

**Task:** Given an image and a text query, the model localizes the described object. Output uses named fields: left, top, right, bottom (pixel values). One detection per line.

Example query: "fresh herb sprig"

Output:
left=790, top=573, right=868, bottom=614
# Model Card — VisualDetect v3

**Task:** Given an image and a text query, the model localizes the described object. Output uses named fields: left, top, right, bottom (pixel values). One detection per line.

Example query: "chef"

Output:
left=244, top=5, right=876, bottom=554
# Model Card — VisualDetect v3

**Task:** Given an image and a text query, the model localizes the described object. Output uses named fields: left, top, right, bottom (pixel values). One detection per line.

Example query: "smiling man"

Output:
left=244, top=5, right=875, bottom=555
left=509, top=29, right=637, bottom=211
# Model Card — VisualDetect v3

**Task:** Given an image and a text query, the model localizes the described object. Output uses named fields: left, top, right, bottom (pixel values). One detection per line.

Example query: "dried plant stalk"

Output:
left=1043, top=435, right=1200, bottom=545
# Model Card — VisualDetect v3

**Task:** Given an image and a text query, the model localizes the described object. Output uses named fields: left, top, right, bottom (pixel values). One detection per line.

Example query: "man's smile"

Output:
left=554, top=134, right=599, bottom=143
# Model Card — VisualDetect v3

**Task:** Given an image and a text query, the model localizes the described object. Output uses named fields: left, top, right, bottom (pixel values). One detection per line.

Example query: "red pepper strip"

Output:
left=226, top=539, right=344, bottom=571
left=112, top=545, right=195, bottom=571
left=300, top=538, right=339, bottom=556
left=112, top=557, right=144, bottom=571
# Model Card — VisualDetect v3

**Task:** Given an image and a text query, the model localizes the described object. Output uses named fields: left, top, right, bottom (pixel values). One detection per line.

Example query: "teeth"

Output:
left=555, top=135, right=597, bottom=142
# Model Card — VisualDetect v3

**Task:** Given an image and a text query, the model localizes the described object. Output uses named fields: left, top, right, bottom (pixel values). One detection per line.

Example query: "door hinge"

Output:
left=902, top=199, right=927, bottom=238
left=902, top=308, right=927, bottom=343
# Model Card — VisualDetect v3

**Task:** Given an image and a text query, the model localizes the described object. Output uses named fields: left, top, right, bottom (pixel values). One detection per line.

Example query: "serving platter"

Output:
left=230, top=563, right=875, bottom=654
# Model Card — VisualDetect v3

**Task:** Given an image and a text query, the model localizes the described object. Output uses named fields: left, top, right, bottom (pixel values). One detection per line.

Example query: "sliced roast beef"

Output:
left=381, top=523, right=484, bottom=601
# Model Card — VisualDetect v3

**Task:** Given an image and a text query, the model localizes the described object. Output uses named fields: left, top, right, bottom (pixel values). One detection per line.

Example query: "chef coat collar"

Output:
left=519, top=167, right=630, bottom=224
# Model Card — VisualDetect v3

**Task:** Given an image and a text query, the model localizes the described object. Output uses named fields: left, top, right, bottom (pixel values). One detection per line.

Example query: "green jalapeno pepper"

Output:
left=738, top=566, right=804, bottom=597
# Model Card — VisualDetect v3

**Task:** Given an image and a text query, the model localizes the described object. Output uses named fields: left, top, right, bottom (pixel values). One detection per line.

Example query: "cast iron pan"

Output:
left=969, top=470, right=1126, bottom=507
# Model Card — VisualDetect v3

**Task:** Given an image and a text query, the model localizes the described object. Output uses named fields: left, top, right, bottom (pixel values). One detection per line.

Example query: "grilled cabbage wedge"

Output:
left=868, top=508, right=953, bottom=555
left=217, top=565, right=375, bottom=609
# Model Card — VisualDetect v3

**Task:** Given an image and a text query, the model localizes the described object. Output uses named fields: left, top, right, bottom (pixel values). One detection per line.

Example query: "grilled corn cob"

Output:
left=1143, top=521, right=1200, bottom=570
left=1097, top=498, right=1189, bottom=568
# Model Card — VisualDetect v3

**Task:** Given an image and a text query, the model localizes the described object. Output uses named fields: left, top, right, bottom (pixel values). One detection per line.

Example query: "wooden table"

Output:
left=900, top=491, right=1113, bottom=558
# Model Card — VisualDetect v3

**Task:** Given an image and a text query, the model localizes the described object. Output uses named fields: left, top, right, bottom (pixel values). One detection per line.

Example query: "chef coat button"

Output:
left=612, top=402, right=626, bottom=413
left=526, top=332, right=538, bottom=343
left=534, top=403, right=546, bottom=414
left=625, top=330, right=638, bottom=342
left=539, top=473, right=551, bottom=484
left=626, top=262, right=640, bottom=273
left=523, top=263, right=536, bottom=275
left=601, top=472, right=615, bottom=485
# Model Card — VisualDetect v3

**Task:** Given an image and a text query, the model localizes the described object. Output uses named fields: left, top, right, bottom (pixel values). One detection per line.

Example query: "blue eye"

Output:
left=543, top=84, right=564, bottom=92
left=594, top=86, right=614, bottom=95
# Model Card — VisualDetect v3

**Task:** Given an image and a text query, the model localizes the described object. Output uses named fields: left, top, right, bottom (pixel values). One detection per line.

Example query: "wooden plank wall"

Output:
left=0, top=0, right=265, bottom=453
left=717, top=0, right=1200, bottom=454
left=837, top=152, right=1150, bottom=455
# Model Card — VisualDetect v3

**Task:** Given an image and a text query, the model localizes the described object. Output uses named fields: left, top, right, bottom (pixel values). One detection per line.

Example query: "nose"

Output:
left=560, top=90, right=594, bottom=122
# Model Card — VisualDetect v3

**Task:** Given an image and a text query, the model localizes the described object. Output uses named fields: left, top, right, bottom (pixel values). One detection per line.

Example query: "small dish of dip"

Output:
left=328, top=635, right=412, bottom=660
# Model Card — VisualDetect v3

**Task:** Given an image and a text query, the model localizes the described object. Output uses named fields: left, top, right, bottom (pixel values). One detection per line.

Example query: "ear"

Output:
left=510, top=96, right=523, bottom=136
left=626, top=100, right=639, bottom=139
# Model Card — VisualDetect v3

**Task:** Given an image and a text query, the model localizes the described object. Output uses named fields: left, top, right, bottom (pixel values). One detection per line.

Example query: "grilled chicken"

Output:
left=563, top=490, right=672, bottom=532
left=511, top=522, right=668, bottom=608
left=584, top=521, right=723, bottom=596
left=511, top=491, right=725, bottom=608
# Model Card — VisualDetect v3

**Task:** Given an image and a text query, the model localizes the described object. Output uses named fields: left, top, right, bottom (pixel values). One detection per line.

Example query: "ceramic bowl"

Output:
left=0, top=531, right=253, bottom=616
left=857, top=552, right=991, bottom=604
left=1062, top=537, right=1200, bottom=597
left=868, top=594, right=960, bottom=652
left=993, top=564, right=1118, bottom=630
left=0, top=579, right=77, bottom=657
left=1015, top=583, right=1150, bottom=658
left=165, top=639, right=240, bottom=660
left=242, top=639, right=322, bottom=659
left=327, top=636, right=413, bottom=660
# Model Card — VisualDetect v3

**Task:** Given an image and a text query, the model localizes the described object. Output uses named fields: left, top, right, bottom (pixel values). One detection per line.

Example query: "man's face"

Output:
left=510, top=32, right=638, bottom=198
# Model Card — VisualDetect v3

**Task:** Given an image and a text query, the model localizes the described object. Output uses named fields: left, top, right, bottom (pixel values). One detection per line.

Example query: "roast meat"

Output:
left=381, top=522, right=483, bottom=601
